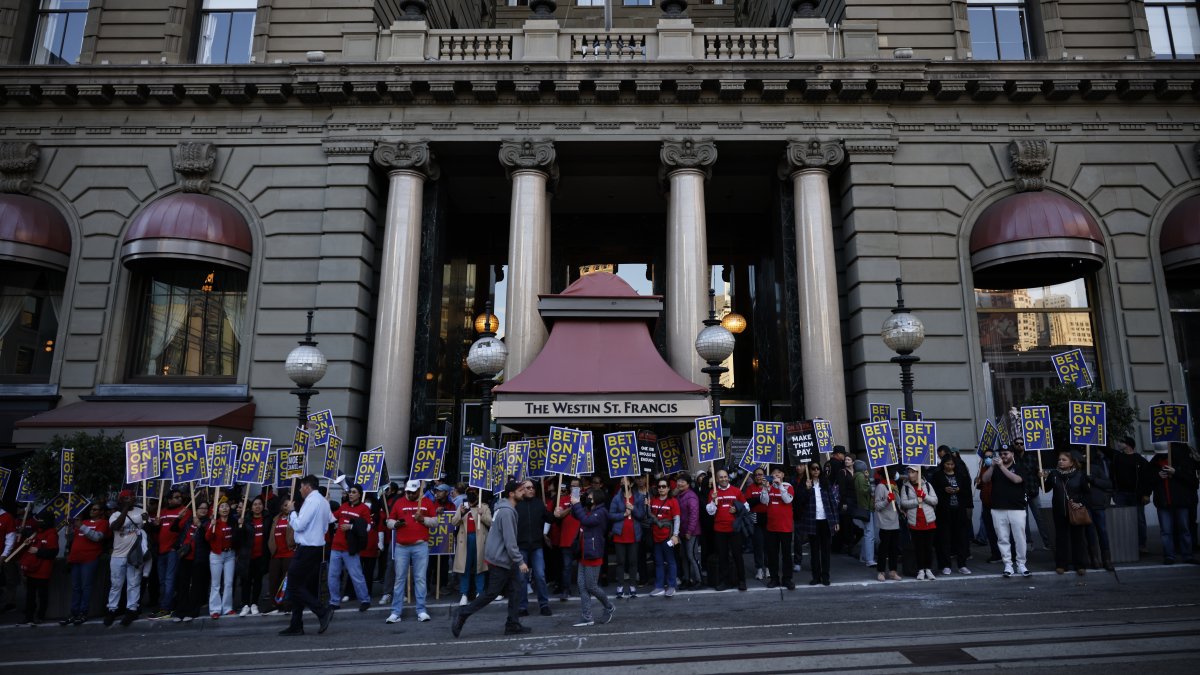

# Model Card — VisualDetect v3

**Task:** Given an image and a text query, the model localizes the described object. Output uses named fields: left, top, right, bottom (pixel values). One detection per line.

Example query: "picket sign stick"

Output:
left=884, top=471, right=898, bottom=513
left=1036, top=448, right=1045, bottom=480
left=156, top=480, right=167, bottom=519
left=4, top=520, right=72, bottom=564
left=436, top=562, right=441, bottom=601
left=623, top=477, right=632, bottom=508
left=189, top=483, right=197, bottom=514
left=1086, top=445, right=1091, bottom=473
left=142, top=479, right=148, bottom=512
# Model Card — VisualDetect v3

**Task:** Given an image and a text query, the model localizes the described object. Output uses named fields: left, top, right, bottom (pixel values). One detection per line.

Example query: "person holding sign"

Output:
left=983, top=446, right=1032, bottom=578
left=609, top=479, right=647, bottom=599
left=930, top=454, right=971, bottom=576
left=451, top=489, right=492, bottom=606
left=569, top=489, right=616, bottom=627
left=328, top=484, right=372, bottom=613
left=1147, top=443, right=1198, bottom=565
left=899, top=466, right=939, bottom=580
left=236, top=496, right=269, bottom=617
left=16, top=511, right=58, bottom=626
left=105, top=490, right=146, bottom=627
left=795, top=462, right=839, bottom=586
left=647, top=479, right=681, bottom=597
left=265, top=498, right=294, bottom=616
left=1103, top=436, right=1150, bottom=553
left=873, top=470, right=902, bottom=581
left=205, top=500, right=237, bottom=619
left=1040, top=451, right=1092, bottom=575
left=171, top=501, right=210, bottom=623
left=63, top=502, right=110, bottom=625
left=759, top=468, right=796, bottom=590
left=146, top=489, right=186, bottom=619
left=384, top=480, right=438, bottom=624
left=705, top=470, right=748, bottom=592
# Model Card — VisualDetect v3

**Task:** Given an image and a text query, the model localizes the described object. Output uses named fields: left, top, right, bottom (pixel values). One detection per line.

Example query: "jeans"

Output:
left=457, top=563, right=522, bottom=631
left=70, top=560, right=99, bottom=615
left=859, top=512, right=877, bottom=564
left=992, top=509, right=1028, bottom=572
left=653, top=540, right=677, bottom=590
left=391, top=542, right=429, bottom=615
left=459, top=533, right=485, bottom=596
left=1159, top=506, right=1194, bottom=561
left=577, top=564, right=611, bottom=622
left=560, top=546, right=578, bottom=596
left=107, top=556, right=141, bottom=612
left=328, top=549, right=369, bottom=606
left=518, top=547, right=549, bottom=611
left=208, top=550, right=235, bottom=615
left=1113, top=492, right=1147, bottom=548
left=287, top=545, right=329, bottom=630
left=156, top=550, right=178, bottom=611
left=682, top=534, right=702, bottom=584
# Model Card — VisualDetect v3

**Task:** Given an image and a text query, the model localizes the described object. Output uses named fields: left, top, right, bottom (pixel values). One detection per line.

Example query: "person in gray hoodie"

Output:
left=452, top=480, right=531, bottom=637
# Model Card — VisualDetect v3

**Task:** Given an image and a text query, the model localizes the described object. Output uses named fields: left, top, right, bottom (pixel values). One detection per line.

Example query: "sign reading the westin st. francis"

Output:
left=492, top=398, right=710, bottom=420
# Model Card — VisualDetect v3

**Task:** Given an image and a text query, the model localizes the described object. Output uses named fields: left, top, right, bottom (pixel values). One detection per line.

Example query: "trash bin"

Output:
left=1106, top=506, right=1139, bottom=563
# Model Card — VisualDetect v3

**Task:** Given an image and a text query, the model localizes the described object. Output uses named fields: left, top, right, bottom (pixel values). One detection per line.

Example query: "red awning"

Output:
left=122, top=193, right=253, bottom=270
left=12, top=400, right=255, bottom=446
left=1161, top=195, right=1200, bottom=273
left=969, top=191, right=1105, bottom=287
left=0, top=194, right=71, bottom=270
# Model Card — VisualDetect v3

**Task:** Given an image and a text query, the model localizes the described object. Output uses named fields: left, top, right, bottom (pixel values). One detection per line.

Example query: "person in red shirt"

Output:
left=648, top=479, right=681, bottom=597
left=171, top=501, right=208, bottom=622
left=759, top=467, right=796, bottom=590
left=384, top=479, right=437, bottom=623
left=608, top=478, right=645, bottom=599
left=147, top=489, right=186, bottom=619
left=329, top=484, right=372, bottom=612
left=743, top=468, right=768, bottom=581
left=356, top=496, right=384, bottom=600
left=0, top=504, right=19, bottom=612
left=450, top=489, right=491, bottom=605
left=237, top=496, right=269, bottom=616
left=266, top=498, right=293, bottom=615
left=705, top=469, right=748, bottom=591
left=551, top=477, right=582, bottom=600
left=62, top=502, right=109, bottom=625
left=205, top=500, right=236, bottom=618
left=18, top=511, right=59, bottom=626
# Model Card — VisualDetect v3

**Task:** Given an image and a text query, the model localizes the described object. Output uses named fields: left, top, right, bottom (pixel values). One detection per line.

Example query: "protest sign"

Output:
left=900, top=420, right=937, bottom=467
left=636, top=430, right=658, bottom=475
left=15, top=471, right=34, bottom=503
left=168, top=435, right=208, bottom=484
left=869, top=403, right=891, bottom=423
left=785, top=421, right=817, bottom=466
left=546, top=427, right=580, bottom=476
left=695, top=415, right=724, bottom=464
left=322, top=434, right=343, bottom=481
left=978, top=419, right=1000, bottom=452
left=737, top=439, right=765, bottom=475
left=0, top=466, right=10, bottom=498
left=749, top=421, right=784, bottom=465
left=280, top=428, right=309, bottom=480
left=505, top=441, right=529, bottom=481
left=354, top=449, right=386, bottom=493
left=410, top=436, right=447, bottom=482
left=1020, top=406, right=1055, bottom=451
left=605, top=431, right=639, bottom=479
left=898, top=409, right=924, bottom=422
left=861, top=421, right=899, bottom=469
left=429, top=512, right=454, bottom=556
left=573, top=431, right=595, bottom=476
left=60, top=447, right=75, bottom=494
left=527, top=436, right=551, bottom=478
left=1069, top=400, right=1106, bottom=446
left=124, top=436, right=160, bottom=485
left=813, top=419, right=834, bottom=456
left=208, top=442, right=236, bottom=488
left=1051, top=349, right=1093, bottom=388
left=235, top=437, right=272, bottom=485
left=490, top=447, right=506, bottom=493
left=307, top=409, right=335, bottom=447
left=468, top=444, right=491, bottom=490
left=658, top=436, right=685, bottom=475
left=1150, top=403, right=1189, bottom=444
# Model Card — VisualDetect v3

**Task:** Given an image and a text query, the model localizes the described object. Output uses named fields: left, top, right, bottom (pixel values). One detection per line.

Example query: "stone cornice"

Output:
left=0, top=60, right=1197, bottom=107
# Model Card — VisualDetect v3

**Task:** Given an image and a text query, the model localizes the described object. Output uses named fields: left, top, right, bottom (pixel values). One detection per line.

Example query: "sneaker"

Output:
left=172, top=616, right=184, bottom=623
left=665, top=587, right=676, bottom=598
left=959, top=567, right=971, bottom=575
left=573, top=619, right=595, bottom=627
left=417, top=612, right=431, bottom=622
left=380, top=593, right=392, bottom=604
left=385, top=613, right=402, bottom=624
left=1020, top=568, right=1032, bottom=578
left=504, top=624, right=532, bottom=635
left=793, top=564, right=802, bottom=572
left=151, top=609, right=173, bottom=620
left=341, top=595, right=350, bottom=603
left=614, top=587, right=625, bottom=599
left=239, top=605, right=252, bottom=617
left=250, top=604, right=261, bottom=616
left=887, top=571, right=902, bottom=581
left=864, top=561, right=877, bottom=567
left=359, top=602, right=370, bottom=612
left=601, top=605, right=615, bottom=624
left=941, top=568, right=952, bottom=576
left=211, top=613, right=220, bottom=620
left=73, top=615, right=87, bottom=626
left=628, top=590, right=638, bottom=599
left=925, top=569, right=937, bottom=580
left=459, top=594, right=468, bottom=606
left=264, top=609, right=282, bottom=616
left=59, top=616, right=74, bottom=626
left=754, top=568, right=765, bottom=580
left=224, top=610, right=237, bottom=617
left=877, top=572, right=886, bottom=582
left=1003, top=567, right=1014, bottom=578
left=181, top=616, right=193, bottom=623
left=649, top=588, right=665, bottom=597
left=916, top=569, right=926, bottom=580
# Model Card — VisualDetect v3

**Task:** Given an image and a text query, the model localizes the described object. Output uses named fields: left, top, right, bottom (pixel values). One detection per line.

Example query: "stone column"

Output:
left=499, top=139, right=557, bottom=378
left=782, top=138, right=849, bottom=448
left=661, top=138, right=717, bottom=385
left=367, top=141, right=439, bottom=473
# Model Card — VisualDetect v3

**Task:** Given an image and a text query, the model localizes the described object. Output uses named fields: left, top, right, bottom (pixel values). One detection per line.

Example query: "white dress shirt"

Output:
left=813, top=482, right=827, bottom=521
left=288, top=490, right=335, bottom=546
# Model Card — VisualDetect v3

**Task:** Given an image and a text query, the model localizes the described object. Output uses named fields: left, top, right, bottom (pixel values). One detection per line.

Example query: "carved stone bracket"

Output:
left=1008, top=139, right=1051, bottom=192
left=173, top=141, right=217, bottom=193
left=779, top=138, right=845, bottom=179
left=0, top=141, right=39, bottom=194
left=372, top=140, right=440, bottom=180
left=499, top=138, right=558, bottom=189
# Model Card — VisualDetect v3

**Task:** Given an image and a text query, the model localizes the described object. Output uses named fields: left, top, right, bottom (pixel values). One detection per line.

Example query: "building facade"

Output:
left=0, top=0, right=1197, bottom=480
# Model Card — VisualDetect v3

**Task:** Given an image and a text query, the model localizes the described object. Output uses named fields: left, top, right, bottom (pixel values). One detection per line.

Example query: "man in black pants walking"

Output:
left=279, top=475, right=335, bottom=636
left=452, top=480, right=532, bottom=637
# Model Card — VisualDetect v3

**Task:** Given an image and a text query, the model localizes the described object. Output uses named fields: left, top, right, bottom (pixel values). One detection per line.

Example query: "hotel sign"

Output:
left=494, top=397, right=710, bottom=421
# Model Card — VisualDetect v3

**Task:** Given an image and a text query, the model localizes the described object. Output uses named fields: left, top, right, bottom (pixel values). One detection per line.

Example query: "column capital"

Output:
left=499, top=138, right=558, bottom=182
left=660, top=138, right=717, bottom=179
left=780, top=138, right=845, bottom=178
left=372, top=140, right=440, bottom=179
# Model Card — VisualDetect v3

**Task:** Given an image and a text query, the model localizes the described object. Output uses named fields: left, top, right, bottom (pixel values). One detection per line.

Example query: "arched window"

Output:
left=1160, top=195, right=1200, bottom=438
left=0, top=194, right=70, bottom=383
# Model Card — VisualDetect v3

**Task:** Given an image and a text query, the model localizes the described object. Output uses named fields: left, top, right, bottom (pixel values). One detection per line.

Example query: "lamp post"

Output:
left=880, top=278, right=925, bottom=418
left=695, top=288, right=737, bottom=419
left=466, top=303, right=507, bottom=448
left=284, top=310, right=328, bottom=428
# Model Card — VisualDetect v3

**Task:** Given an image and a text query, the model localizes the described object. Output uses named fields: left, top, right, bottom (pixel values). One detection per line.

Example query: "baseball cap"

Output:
left=404, top=479, right=421, bottom=492
left=434, top=483, right=451, bottom=493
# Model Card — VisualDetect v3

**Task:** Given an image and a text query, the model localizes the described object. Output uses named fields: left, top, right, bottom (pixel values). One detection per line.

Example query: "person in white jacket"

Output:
left=899, top=466, right=939, bottom=580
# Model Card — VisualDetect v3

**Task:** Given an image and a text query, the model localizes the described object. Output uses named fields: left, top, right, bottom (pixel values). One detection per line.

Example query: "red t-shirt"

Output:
left=745, top=483, right=768, bottom=514
left=388, top=496, right=437, bottom=545
left=764, top=482, right=794, bottom=533
left=649, top=497, right=679, bottom=543
left=332, top=502, right=372, bottom=552
left=554, top=494, right=581, bottom=548
left=248, top=516, right=266, bottom=559
left=359, top=510, right=383, bottom=559
left=206, top=519, right=234, bottom=554
left=0, top=511, right=18, bottom=548
left=20, top=526, right=58, bottom=579
left=272, top=516, right=293, bottom=559
left=68, top=518, right=110, bottom=564
left=710, top=486, right=744, bottom=533
left=179, top=522, right=199, bottom=561
left=157, top=506, right=186, bottom=554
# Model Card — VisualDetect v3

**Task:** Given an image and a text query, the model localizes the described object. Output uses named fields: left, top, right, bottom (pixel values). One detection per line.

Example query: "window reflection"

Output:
left=967, top=0, right=1030, bottom=60
left=0, top=268, right=62, bottom=382
left=1146, top=1, right=1200, bottom=59
left=198, top=0, right=256, bottom=65
left=30, top=0, right=88, bottom=65
left=129, top=265, right=245, bottom=379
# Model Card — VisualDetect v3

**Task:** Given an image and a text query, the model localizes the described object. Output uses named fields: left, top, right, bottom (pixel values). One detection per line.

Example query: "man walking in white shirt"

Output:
left=280, top=475, right=335, bottom=635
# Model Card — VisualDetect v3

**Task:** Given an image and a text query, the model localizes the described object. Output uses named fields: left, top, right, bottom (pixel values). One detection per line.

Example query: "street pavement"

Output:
left=2, top=546, right=1198, bottom=674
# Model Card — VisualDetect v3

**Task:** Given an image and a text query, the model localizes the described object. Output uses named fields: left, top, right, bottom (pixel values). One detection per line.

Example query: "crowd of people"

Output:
left=0, top=438, right=1196, bottom=634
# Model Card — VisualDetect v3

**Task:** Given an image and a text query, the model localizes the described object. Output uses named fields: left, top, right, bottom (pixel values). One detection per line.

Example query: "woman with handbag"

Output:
left=1042, top=450, right=1093, bottom=575
left=899, top=466, right=939, bottom=580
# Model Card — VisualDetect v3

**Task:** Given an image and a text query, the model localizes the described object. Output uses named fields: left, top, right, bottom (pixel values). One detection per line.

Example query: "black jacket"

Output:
left=1042, top=469, right=1091, bottom=518
left=515, top=496, right=552, bottom=550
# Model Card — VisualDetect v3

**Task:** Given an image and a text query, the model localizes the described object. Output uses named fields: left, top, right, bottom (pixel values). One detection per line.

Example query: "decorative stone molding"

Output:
left=372, top=140, right=440, bottom=179
left=529, top=0, right=557, bottom=17
left=660, top=138, right=717, bottom=178
left=1008, top=139, right=1051, bottom=192
left=780, top=138, right=845, bottom=178
left=498, top=139, right=558, bottom=187
left=660, top=0, right=688, bottom=18
left=0, top=141, right=39, bottom=194
left=398, top=0, right=429, bottom=21
left=173, top=141, right=217, bottom=193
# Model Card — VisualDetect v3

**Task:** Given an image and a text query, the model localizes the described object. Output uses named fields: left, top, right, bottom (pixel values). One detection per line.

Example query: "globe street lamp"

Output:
left=880, top=278, right=925, bottom=418
left=466, top=303, right=507, bottom=448
left=695, top=288, right=737, bottom=419
left=284, top=310, right=328, bottom=427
